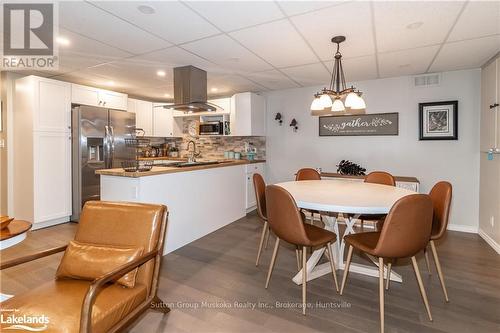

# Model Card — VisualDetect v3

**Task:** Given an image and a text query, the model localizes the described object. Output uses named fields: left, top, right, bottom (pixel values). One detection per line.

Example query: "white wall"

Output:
left=265, top=69, right=481, bottom=230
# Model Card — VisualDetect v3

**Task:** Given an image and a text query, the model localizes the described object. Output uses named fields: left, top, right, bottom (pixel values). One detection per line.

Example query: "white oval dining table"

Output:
left=275, top=179, right=417, bottom=285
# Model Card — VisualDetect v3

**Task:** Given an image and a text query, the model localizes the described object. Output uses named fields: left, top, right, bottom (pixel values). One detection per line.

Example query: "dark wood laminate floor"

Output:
left=1, top=214, right=499, bottom=333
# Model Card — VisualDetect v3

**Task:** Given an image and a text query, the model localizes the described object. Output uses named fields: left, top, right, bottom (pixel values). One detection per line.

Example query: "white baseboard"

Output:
left=31, top=216, right=70, bottom=230
left=447, top=224, right=478, bottom=233
left=478, top=228, right=500, bottom=255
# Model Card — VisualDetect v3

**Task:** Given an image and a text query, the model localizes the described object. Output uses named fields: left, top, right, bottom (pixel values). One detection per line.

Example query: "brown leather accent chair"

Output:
left=358, top=171, right=396, bottom=230
left=264, top=185, right=339, bottom=315
left=295, top=168, right=323, bottom=225
left=253, top=173, right=272, bottom=266
left=1, top=201, right=169, bottom=333
left=339, top=194, right=434, bottom=333
left=423, top=181, right=452, bottom=302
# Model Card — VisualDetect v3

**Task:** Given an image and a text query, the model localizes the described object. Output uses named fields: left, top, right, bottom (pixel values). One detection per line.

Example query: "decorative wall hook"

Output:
left=275, top=112, right=283, bottom=125
left=290, top=118, right=298, bottom=132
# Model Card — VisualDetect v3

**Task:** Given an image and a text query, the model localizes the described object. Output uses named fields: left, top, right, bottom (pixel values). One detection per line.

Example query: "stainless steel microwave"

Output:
left=199, top=121, right=223, bottom=135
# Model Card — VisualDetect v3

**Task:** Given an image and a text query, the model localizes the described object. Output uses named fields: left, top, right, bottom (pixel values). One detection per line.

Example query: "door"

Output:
left=77, top=106, right=108, bottom=210
left=109, top=109, right=136, bottom=168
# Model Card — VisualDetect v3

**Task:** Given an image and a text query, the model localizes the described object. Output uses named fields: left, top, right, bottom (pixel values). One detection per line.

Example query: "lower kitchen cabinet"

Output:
left=33, top=131, right=72, bottom=223
left=245, top=163, right=265, bottom=210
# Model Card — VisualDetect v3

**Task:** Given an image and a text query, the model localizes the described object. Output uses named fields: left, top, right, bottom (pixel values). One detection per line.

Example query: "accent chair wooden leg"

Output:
left=150, top=296, right=171, bottom=314
left=385, top=261, right=392, bottom=290
left=256, top=221, right=268, bottom=266
left=264, top=227, right=271, bottom=249
left=265, top=237, right=280, bottom=289
left=379, top=257, right=385, bottom=333
left=340, top=245, right=354, bottom=295
left=326, top=242, right=339, bottom=292
left=430, top=240, right=449, bottom=302
left=302, top=245, right=307, bottom=316
left=411, top=256, right=433, bottom=321
left=423, top=247, right=432, bottom=274
left=295, top=247, right=301, bottom=271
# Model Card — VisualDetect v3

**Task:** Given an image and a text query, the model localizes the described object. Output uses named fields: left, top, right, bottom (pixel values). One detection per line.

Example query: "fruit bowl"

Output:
left=0, top=216, right=14, bottom=230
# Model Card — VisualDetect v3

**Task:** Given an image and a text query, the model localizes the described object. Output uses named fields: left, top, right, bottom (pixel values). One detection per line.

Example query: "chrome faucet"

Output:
left=187, top=140, right=200, bottom=163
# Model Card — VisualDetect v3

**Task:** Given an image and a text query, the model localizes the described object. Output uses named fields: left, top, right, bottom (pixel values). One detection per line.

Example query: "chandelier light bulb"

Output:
left=350, top=94, right=366, bottom=109
left=331, top=98, right=345, bottom=112
left=310, top=97, right=323, bottom=111
left=344, top=92, right=358, bottom=108
left=319, top=94, right=333, bottom=109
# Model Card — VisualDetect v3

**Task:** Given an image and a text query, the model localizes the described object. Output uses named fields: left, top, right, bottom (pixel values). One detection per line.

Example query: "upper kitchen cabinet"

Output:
left=230, top=92, right=266, bottom=136
left=16, top=76, right=71, bottom=132
left=208, top=97, right=231, bottom=114
left=71, top=84, right=128, bottom=110
left=152, top=103, right=183, bottom=137
left=128, top=98, right=153, bottom=135
left=13, top=76, right=72, bottom=227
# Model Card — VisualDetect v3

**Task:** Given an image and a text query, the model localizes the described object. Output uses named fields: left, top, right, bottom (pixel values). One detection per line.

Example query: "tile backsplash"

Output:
left=147, top=119, right=266, bottom=160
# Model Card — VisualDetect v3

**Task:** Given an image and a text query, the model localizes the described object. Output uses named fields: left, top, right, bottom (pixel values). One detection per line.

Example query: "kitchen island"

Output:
left=97, top=160, right=265, bottom=254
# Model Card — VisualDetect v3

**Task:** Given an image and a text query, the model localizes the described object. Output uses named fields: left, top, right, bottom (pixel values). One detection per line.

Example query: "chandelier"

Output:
left=311, top=36, right=366, bottom=116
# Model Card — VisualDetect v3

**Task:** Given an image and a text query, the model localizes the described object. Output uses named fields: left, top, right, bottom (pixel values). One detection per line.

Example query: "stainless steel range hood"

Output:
left=165, top=65, right=219, bottom=113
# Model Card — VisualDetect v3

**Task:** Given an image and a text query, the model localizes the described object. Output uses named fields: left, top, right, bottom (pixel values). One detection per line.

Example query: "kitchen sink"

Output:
left=170, top=160, right=222, bottom=168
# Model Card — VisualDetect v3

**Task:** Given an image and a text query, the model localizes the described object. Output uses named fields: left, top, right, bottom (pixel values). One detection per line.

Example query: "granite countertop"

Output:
left=96, top=159, right=266, bottom=178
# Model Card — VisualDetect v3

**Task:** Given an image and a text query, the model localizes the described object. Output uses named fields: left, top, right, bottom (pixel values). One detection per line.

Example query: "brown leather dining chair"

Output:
left=425, top=181, right=452, bottom=302
left=264, top=185, right=339, bottom=315
left=339, top=194, right=434, bottom=333
left=253, top=173, right=271, bottom=266
left=295, top=168, right=323, bottom=225
left=358, top=171, right=396, bottom=230
left=1, top=201, right=169, bottom=333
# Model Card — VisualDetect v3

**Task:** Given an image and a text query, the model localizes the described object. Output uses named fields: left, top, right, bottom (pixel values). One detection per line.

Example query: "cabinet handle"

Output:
left=490, top=103, right=499, bottom=109
left=103, top=101, right=107, bottom=106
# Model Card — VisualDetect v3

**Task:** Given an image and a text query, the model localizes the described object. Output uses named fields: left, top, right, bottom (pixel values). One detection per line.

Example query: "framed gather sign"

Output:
left=319, top=112, right=399, bottom=136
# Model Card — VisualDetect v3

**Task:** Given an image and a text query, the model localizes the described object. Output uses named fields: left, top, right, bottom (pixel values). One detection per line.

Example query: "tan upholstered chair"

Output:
left=359, top=171, right=396, bottom=230
left=253, top=173, right=271, bottom=266
left=1, top=201, right=169, bottom=333
left=339, top=194, right=434, bottom=333
left=295, top=168, right=323, bottom=225
left=265, top=185, right=339, bottom=315
left=424, top=181, right=452, bottom=302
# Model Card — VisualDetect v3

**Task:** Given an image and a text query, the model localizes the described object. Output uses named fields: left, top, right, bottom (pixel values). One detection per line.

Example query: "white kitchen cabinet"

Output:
left=13, top=76, right=72, bottom=228
left=33, top=131, right=72, bottom=223
left=245, top=163, right=265, bottom=210
left=152, top=103, right=183, bottom=137
left=71, top=84, right=128, bottom=110
left=230, top=92, right=266, bottom=136
left=208, top=97, right=231, bottom=114
left=129, top=98, right=153, bottom=136
left=36, top=79, right=72, bottom=132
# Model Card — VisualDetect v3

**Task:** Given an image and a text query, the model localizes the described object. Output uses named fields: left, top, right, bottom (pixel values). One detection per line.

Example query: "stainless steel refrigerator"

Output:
left=71, top=105, right=136, bottom=220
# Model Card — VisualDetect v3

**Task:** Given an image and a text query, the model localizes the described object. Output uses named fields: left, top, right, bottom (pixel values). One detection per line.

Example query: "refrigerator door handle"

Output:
left=109, top=125, right=115, bottom=162
left=104, top=125, right=111, bottom=169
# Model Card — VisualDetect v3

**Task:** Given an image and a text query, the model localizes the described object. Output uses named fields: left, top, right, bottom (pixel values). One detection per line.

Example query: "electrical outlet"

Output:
left=491, top=216, right=495, bottom=228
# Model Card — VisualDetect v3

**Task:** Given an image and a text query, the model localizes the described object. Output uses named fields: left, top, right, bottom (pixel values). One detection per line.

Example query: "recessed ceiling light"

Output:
left=211, top=87, right=218, bottom=92
left=406, top=21, right=423, bottom=30
left=106, top=81, right=115, bottom=86
left=164, top=93, right=171, bottom=98
left=399, top=64, right=411, bottom=68
left=157, top=70, right=166, bottom=77
left=137, top=5, right=155, bottom=14
left=56, top=37, right=70, bottom=46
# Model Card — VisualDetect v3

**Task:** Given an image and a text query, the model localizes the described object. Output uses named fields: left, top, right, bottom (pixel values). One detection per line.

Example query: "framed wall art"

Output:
left=419, top=101, right=458, bottom=140
left=319, top=112, right=399, bottom=136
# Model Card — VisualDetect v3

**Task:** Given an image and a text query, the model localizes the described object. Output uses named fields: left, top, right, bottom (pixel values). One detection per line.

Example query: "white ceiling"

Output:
left=21, top=0, right=499, bottom=101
